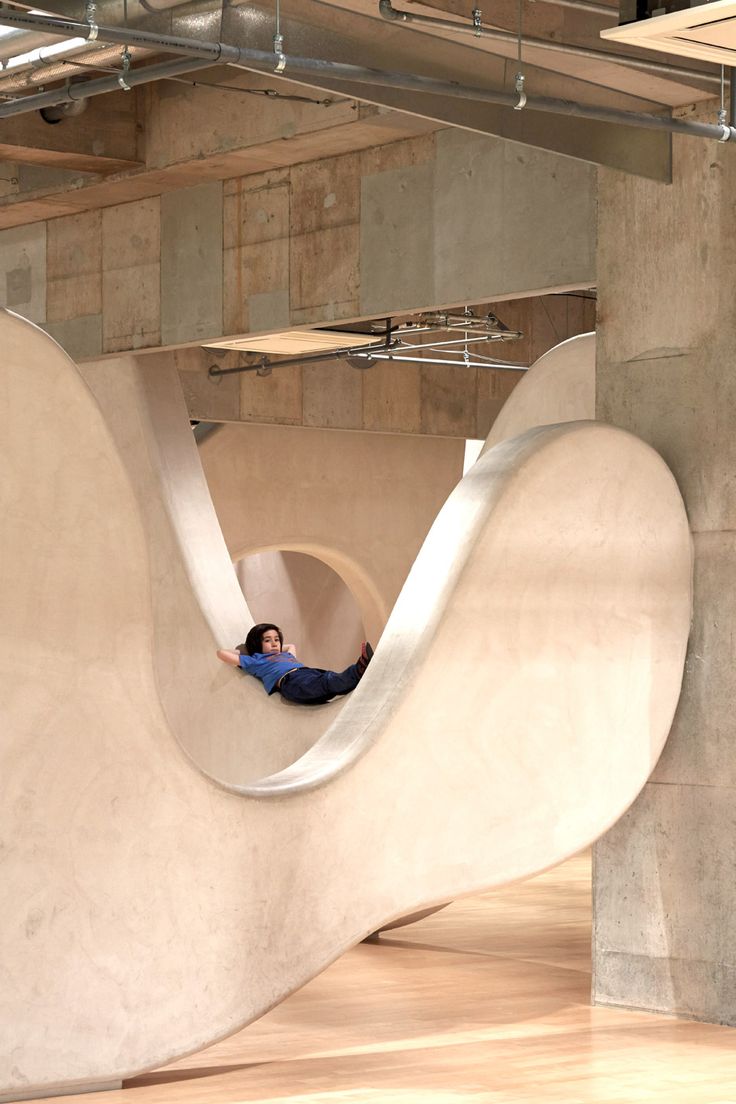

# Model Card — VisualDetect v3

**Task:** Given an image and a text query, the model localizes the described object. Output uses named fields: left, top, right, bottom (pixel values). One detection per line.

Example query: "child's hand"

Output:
left=284, top=643, right=297, bottom=656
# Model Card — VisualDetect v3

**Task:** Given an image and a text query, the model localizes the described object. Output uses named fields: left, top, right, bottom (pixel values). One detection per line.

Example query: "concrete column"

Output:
left=593, top=115, right=736, bottom=1025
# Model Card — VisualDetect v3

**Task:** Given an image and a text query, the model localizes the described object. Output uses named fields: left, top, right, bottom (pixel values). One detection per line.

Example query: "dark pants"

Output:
left=278, top=663, right=362, bottom=705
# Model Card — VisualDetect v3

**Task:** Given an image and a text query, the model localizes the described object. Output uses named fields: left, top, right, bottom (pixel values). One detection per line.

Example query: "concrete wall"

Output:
left=0, top=130, right=596, bottom=364
left=593, top=110, right=736, bottom=1025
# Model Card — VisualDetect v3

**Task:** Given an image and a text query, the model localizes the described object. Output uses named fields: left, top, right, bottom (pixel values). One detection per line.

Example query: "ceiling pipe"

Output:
left=0, top=9, right=224, bottom=59
left=0, top=52, right=216, bottom=116
left=0, top=0, right=721, bottom=89
left=0, top=29, right=70, bottom=63
left=378, top=0, right=720, bottom=89
left=530, top=0, right=617, bottom=16
left=0, top=0, right=209, bottom=63
left=0, top=9, right=732, bottom=142
left=0, top=44, right=152, bottom=92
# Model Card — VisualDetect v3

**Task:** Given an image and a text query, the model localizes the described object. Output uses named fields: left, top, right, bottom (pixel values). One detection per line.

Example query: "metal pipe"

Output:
left=0, top=53, right=216, bottom=116
left=730, top=66, right=735, bottom=126
left=2, top=35, right=87, bottom=70
left=229, top=50, right=735, bottom=142
left=360, top=353, right=528, bottom=368
left=0, top=31, right=71, bottom=63
left=0, top=45, right=151, bottom=92
left=0, top=9, right=224, bottom=57
left=0, top=0, right=198, bottom=61
left=211, top=351, right=528, bottom=375
left=378, top=0, right=719, bottom=88
left=531, top=0, right=616, bottom=16
left=407, top=334, right=521, bottom=351
left=0, top=5, right=721, bottom=89
left=0, top=10, right=731, bottom=142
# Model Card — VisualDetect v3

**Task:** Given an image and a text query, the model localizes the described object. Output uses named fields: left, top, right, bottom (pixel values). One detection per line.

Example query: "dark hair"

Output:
left=241, top=622, right=283, bottom=656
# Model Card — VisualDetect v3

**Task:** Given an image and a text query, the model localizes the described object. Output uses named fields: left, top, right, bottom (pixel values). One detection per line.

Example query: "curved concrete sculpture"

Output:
left=483, top=331, right=596, bottom=452
left=1, top=311, right=691, bottom=1101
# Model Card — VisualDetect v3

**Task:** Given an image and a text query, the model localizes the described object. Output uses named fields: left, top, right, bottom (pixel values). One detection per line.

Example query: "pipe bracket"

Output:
left=717, top=124, right=732, bottom=142
left=514, top=71, right=526, bottom=110
left=118, top=47, right=132, bottom=90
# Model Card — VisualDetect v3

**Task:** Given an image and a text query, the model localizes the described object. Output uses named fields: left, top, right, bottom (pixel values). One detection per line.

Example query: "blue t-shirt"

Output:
left=238, top=651, right=304, bottom=695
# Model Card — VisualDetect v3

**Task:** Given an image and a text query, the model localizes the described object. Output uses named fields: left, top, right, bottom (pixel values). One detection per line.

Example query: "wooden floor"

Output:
left=39, top=853, right=736, bottom=1104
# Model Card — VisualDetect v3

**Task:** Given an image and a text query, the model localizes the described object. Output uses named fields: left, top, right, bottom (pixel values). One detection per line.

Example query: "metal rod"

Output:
left=0, top=53, right=215, bottom=115
left=730, top=66, right=735, bottom=126
left=359, top=353, right=528, bottom=369
left=408, top=334, right=521, bottom=351
left=377, top=0, right=720, bottom=88
left=211, top=351, right=528, bottom=375
left=531, top=0, right=616, bottom=16
left=0, top=9, right=730, bottom=141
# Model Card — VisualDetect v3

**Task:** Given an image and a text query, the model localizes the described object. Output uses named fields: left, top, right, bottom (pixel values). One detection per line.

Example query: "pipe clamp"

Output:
left=513, top=71, right=526, bottom=110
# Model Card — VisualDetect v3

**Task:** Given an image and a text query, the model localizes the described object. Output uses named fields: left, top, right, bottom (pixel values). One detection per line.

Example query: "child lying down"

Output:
left=217, top=622, right=373, bottom=706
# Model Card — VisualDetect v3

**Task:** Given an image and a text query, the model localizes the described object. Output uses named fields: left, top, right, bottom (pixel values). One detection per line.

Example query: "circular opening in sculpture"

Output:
left=235, top=549, right=365, bottom=672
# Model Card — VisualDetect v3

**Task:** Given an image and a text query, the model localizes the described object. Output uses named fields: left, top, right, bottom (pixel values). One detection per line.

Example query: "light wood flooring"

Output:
left=37, top=853, right=736, bottom=1104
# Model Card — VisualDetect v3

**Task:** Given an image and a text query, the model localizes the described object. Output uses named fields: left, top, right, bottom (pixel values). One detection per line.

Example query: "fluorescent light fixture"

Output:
left=601, top=0, right=736, bottom=64
left=204, top=330, right=382, bottom=355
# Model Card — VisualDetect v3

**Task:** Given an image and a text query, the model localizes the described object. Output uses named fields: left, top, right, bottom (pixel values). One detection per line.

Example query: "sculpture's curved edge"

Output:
left=482, top=331, right=596, bottom=455
left=78, top=352, right=351, bottom=785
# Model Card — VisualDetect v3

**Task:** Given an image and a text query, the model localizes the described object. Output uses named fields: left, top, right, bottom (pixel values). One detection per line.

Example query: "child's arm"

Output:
left=283, top=643, right=297, bottom=657
left=216, top=649, right=241, bottom=667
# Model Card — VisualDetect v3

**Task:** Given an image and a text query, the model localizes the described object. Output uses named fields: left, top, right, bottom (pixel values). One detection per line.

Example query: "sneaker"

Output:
left=357, top=641, right=374, bottom=677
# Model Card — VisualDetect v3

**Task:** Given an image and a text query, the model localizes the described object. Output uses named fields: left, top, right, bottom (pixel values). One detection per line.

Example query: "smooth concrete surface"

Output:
left=198, top=422, right=465, bottom=645
left=235, top=550, right=364, bottom=672
left=160, top=183, right=223, bottom=346
left=1, top=309, right=691, bottom=1099
left=359, top=131, right=595, bottom=317
left=482, top=331, right=596, bottom=453
left=432, top=132, right=595, bottom=309
left=593, top=112, right=736, bottom=1025
left=75, top=352, right=339, bottom=786
left=43, top=315, right=103, bottom=361
left=0, top=222, right=46, bottom=323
